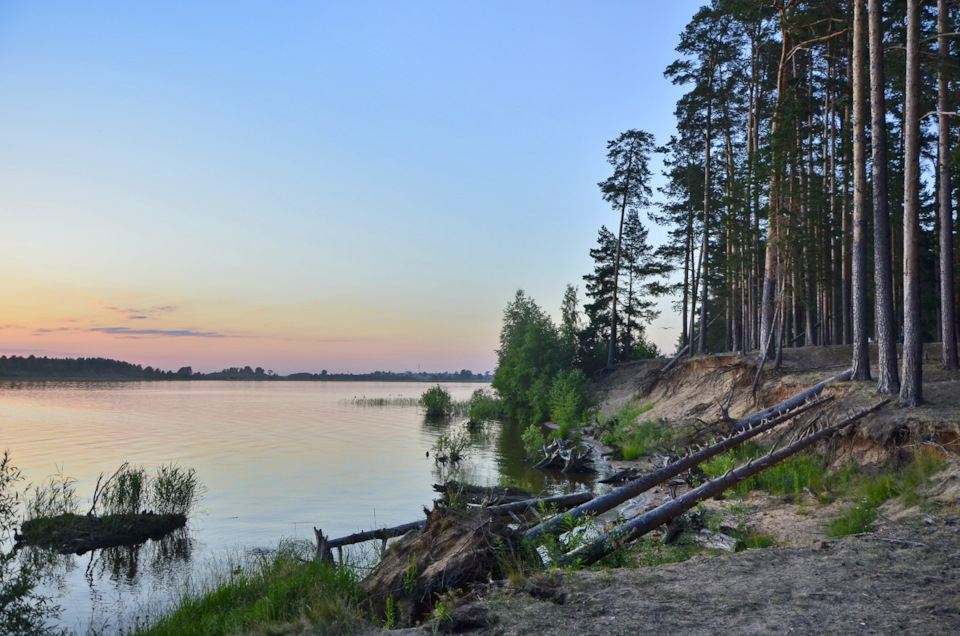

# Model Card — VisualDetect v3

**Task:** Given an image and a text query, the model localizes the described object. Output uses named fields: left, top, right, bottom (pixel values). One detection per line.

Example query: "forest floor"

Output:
left=386, top=344, right=960, bottom=635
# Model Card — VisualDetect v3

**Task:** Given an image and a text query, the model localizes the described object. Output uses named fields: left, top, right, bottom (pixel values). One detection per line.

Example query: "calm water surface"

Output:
left=0, top=381, right=601, bottom=633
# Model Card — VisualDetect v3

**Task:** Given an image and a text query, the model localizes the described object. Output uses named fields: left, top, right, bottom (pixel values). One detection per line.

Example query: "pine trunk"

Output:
left=851, top=0, right=872, bottom=382
left=869, top=0, right=900, bottom=394
left=938, top=0, right=958, bottom=370
left=900, top=0, right=923, bottom=406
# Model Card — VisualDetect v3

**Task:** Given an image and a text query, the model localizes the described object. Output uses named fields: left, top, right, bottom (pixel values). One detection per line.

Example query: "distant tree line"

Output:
left=0, top=356, right=491, bottom=382
left=0, top=355, right=172, bottom=379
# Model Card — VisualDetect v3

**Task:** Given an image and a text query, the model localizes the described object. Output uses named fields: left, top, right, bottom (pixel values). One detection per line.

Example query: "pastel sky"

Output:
left=0, top=1, right=703, bottom=375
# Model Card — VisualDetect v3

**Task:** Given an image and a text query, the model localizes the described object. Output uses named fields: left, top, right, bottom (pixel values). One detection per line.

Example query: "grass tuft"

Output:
left=131, top=540, right=366, bottom=636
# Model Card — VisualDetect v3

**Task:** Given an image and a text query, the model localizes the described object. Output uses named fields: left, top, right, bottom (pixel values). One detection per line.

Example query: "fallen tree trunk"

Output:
left=558, top=399, right=890, bottom=567
left=660, top=344, right=690, bottom=374
left=319, top=491, right=595, bottom=560
left=482, top=491, right=593, bottom=516
left=524, top=395, right=832, bottom=542
left=736, top=368, right=852, bottom=431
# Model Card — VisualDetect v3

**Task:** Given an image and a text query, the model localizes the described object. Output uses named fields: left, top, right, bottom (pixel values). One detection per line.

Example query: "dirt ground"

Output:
left=385, top=345, right=960, bottom=635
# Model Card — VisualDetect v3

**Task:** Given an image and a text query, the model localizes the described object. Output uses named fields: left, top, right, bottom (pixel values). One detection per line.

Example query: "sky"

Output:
left=0, top=1, right=705, bottom=375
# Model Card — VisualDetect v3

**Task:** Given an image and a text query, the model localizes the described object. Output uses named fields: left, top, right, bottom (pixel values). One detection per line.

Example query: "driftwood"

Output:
left=534, top=439, right=596, bottom=473
left=558, top=399, right=890, bottom=567
left=524, top=395, right=832, bottom=542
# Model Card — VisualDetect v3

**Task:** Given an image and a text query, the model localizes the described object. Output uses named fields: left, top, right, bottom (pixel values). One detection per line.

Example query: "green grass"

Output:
left=701, top=443, right=832, bottom=496
left=131, top=540, right=367, bottom=636
left=599, top=401, right=673, bottom=459
left=826, top=448, right=946, bottom=537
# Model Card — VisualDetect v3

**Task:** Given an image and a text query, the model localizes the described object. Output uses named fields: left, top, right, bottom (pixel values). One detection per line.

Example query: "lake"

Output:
left=0, top=380, right=602, bottom=633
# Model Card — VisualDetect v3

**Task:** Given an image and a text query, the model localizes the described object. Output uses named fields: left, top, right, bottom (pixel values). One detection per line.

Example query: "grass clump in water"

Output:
left=132, top=540, right=366, bottom=636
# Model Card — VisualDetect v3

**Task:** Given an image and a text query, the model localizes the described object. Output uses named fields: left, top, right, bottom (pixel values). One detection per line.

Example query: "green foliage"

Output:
left=132, top=539, right=366, bottom=635
left=402, top=555, right=417, bottom=596
left=420, top=385, right=453, bottom=416
left=601, top=401, right=671, bottom=459
left=701, top=444, right=830, bottom=497
left=549, top=369, right=591, bottom=429
left=467, top=389, right=503, bottom=424
left=492, top=290, right=569, bottom=424
left=827, top=502, right=877, bottom=537
left=520, top=424, right=546, bottom=459
left=826, top=448, right=946, bottom=537
left=632, top=336, right=661, bottom=360
left=0, top=450, right=61, bottom=635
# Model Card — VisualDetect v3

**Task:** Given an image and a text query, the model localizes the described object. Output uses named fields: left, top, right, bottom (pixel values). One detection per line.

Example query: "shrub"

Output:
left=467, top=389, right=503, bottom=424
left=520, top=424, right=546, bottom=459
left=420, top=385, right=453, bottom=416
left=549, top=369, right=591, bottom=429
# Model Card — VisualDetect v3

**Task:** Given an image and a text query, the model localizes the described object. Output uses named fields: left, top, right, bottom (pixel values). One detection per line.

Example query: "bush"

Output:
left=520, top=424, right=546, bottom=460
left=420, top=385, right=453, bottom=416
left=549, top=369, right=591, bottom=429
left=467, top=389, right=503, bottom=424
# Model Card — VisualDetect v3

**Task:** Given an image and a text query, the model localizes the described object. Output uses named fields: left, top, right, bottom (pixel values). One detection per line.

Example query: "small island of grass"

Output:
left=15, top=462, right=202, bottom=555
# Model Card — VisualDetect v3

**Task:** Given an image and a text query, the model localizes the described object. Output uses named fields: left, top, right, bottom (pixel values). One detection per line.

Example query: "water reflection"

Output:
left=83, top=527, right=193, bottom=587
left=423, top=415, right=604, bottom=497
left=4, top=381, right=611, bottom=633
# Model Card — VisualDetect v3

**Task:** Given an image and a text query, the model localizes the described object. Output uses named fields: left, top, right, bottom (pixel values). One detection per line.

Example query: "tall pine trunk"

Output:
left=938, top=0, right=958, bottom=370
left=900, top=0, right=923, bottom=406
left=869, top=0, right=900, bottom=394
left=851, top=0, right=872, bottom=382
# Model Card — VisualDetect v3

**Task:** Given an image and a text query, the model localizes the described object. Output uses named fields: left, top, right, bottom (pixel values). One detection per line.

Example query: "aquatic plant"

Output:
left=101, top=464, right=149, bottom=516
left=26, top=463, right=79, bottom=520
left=151, top=463, right=204, bottom=516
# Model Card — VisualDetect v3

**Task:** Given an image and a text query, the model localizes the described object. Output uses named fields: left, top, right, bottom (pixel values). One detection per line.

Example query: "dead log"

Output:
left=481, top=491, right=593, bottom=516
left=432, top=481, right=533, bottom=505
left=325, top=519, right=427, bottom=551
left=736, top=369, right=852, bottom=431
left=558, top=399, right=890, bottom=567
left=523, top=395, right=832, bottom=542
